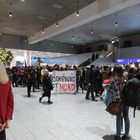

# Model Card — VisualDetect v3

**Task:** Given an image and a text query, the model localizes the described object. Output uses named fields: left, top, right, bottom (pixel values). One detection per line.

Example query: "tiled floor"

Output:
left=6, top=87, right=140, bottom=140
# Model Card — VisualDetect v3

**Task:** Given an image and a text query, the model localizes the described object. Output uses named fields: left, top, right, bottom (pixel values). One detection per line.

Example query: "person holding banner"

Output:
left=73, top=66, right=80, bottom=94
left=39, top=69, right=53, bottom=104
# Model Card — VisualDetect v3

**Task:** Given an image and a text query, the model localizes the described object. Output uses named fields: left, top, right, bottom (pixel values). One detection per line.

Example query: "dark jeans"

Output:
left=40, top=91, right=51, bottom=102
left=116, top=105, right=130, bottom=137
left=0, top=130, right=6, bottom=140
left=27, top=83, right=32, bottom=97
left=85, top=84, right=95, bottom=100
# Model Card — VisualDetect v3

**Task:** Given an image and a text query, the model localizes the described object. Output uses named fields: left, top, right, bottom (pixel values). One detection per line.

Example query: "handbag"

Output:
left=106, top=101, right=121, bottom=115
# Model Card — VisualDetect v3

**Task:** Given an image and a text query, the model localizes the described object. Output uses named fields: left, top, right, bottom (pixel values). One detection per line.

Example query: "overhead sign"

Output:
left=116, top=59, right=129, bottom=64
left=51, top=70, right=76, bottom=93
left=129, top=58, right=140, bottom=63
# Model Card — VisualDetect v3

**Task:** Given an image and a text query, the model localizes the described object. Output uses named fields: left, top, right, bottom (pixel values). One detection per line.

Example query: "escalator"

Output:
left=89, top=51, right=115, bottom=66
left=79, top=58, right=91, bottom=66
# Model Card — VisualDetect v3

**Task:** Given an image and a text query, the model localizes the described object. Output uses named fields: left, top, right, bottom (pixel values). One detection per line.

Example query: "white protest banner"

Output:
left=50, top=70, right=76, bottom=93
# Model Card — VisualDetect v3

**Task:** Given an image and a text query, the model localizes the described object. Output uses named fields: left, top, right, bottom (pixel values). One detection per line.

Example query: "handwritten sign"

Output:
left=51, top=70, right=76, bottom=93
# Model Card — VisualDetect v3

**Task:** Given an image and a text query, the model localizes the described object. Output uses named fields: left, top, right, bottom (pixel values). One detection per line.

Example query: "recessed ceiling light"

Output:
left=51, top=44, right=54, bottom=46
left=21, top=0, right=24, bottom=2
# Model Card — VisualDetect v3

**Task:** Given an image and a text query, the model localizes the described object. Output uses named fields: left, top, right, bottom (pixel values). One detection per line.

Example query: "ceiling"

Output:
left=49, top=4, right=140, bottom=45
left=0, top=0, right=96, bottom=36
left=1, top=0, right=140, bottom=54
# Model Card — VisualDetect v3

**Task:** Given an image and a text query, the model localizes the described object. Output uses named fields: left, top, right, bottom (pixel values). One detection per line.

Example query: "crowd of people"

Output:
left=1, top=60, right=140, bottom=140
left=5, top=64, right=112, bottom=98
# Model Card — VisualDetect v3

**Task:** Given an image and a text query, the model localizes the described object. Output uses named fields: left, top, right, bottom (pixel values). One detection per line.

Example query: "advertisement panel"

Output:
left=51, top=70, right=76, bottom=93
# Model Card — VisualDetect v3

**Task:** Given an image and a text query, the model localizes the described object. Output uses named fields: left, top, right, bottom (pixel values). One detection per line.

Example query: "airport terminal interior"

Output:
left=1, top=0, right=140, bottom=140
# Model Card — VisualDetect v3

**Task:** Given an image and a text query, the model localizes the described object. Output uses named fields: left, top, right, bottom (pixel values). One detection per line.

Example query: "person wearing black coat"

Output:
left=39, top=69, right=53, bottom=104
left=85, top=65, right=97, bottom=101
left=26, top=69, right=34, bottom=97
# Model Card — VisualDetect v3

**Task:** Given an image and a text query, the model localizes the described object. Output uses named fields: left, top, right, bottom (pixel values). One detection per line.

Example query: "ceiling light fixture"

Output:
left=9, top=1, right=13, bottom=17
left=76, top=1, right=80, bottom=17
left=115, top=13, right=118, bottom=27
left=111, top=13, right=120, bottom=45
left=91, top=29, right=93, bottom=34
left=21, top=0, right=24, bottom=2
left=9, top=11, right=12, bottom=17
left=76, top=11, right=79, bottom=16
left=115, top=21, right=118, bottom=27
left=55, top=14, right=59, bottom=27
left=56, top=22, right=59, bottom=27
left=72, top=36, right=74, bottom=40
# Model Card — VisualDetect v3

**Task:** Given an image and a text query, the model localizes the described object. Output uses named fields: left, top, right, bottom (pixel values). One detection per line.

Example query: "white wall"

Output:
left=115, top=46, right=140, bottom=60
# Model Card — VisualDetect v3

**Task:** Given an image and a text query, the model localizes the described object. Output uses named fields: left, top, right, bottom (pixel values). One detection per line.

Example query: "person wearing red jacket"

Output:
left=0, top=60, right=14, bottom=140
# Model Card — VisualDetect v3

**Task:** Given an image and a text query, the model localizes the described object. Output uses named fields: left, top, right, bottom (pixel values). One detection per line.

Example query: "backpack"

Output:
left=124, top=77, right=140, bottom=117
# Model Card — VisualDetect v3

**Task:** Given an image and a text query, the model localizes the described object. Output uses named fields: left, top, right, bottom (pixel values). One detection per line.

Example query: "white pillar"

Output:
left=24, top=50, right=31, bottom=66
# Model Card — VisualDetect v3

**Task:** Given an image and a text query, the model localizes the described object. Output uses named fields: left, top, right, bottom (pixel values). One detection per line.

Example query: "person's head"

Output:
left=112, top=66, right=123, bottom=80
left=124, top=64, right=131, bottom=72
left=128, top=67, right=137, bottom=80
left=0, top=60, right=9, bottom=84
left=128, top=67, right=137, bottom=75
left=44, top=69, right=49, bottom=76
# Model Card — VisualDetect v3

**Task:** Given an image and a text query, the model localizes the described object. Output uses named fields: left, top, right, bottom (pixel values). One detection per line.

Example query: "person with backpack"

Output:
left=124, top=67, right=140, bottom=117
left=107, top=66, right=129, bottom=140
left=119, top=67, right=137, bottom=140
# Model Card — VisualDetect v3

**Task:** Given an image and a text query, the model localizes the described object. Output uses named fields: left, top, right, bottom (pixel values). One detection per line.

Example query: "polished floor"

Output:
left=6, top=87, right=140, bottom=140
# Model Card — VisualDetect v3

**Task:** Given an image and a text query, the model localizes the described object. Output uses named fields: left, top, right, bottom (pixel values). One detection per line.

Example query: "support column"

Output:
left=24, top=50, right=31, bottom=66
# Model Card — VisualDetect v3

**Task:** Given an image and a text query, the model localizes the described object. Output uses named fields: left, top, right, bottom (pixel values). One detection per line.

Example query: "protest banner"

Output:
left=51, top=70, right=76, bottom=93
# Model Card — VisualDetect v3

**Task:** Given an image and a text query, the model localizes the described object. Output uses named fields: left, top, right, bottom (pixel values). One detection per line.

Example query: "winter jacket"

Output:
left=0, top=80, right=14, bottom=128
